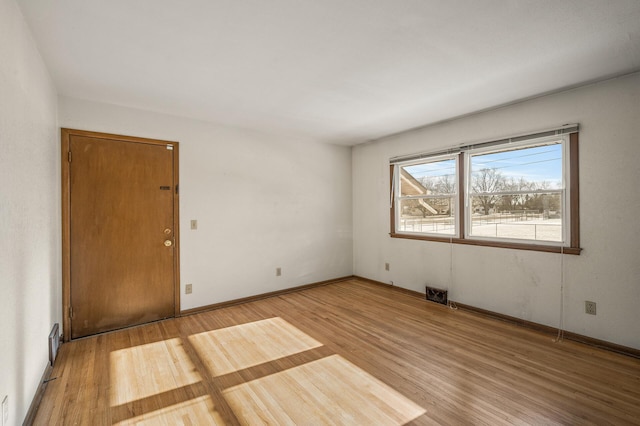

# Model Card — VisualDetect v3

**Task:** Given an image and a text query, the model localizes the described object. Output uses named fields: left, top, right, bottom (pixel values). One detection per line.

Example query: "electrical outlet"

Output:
left=385, top=262, right=390, bottom=271
left=276, top=267, right=282, bottom=276
left=585, top=301, right=597, bottom=315
left=185, top=284, right=192, bottom=294
left=2, top=395, right=8, bottom=426
left=190, top=220, right=197, bottom=230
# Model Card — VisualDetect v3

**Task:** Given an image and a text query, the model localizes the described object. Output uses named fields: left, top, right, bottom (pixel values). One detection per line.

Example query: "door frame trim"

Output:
left=61, top=128, right=181, bottom=342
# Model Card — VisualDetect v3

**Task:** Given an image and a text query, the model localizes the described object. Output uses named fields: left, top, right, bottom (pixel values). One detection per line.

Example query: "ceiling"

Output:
left=17, top=0, right=640, bottom=145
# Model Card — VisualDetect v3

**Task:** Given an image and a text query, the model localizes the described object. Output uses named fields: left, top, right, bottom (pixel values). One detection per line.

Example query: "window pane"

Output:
left=470, top=143, right=563, bottom=193
left=469, top=193, right=562, bottom=242
left=468, top=142, right=564, bottom=243
left=401, top=158, right=456, bottom=196
left=398, top=197, right=455, bottom=235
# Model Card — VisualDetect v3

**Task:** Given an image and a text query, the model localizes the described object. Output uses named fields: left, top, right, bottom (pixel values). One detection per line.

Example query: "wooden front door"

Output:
left=63, top=129, right=179, bottom=339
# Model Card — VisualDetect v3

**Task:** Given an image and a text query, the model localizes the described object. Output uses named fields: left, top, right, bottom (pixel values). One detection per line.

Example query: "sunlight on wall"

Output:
left=223, top=354, right=427, bottom=425
left=110, top=338, right=201, bottom=405
left=113, top=395, right=225, bottom=425
left=189, top=317, right=322, bottom=376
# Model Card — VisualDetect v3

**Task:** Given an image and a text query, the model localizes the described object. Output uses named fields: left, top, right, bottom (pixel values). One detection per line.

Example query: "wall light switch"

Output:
left=185, top=284, right=193, bottom=294
left=190, top=220, right=197, bottom=230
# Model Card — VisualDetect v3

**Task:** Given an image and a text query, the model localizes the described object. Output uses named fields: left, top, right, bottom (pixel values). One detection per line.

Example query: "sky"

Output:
left=471, top=143, right=562, bottom=187
left=403, top=142, right=563, bottom=191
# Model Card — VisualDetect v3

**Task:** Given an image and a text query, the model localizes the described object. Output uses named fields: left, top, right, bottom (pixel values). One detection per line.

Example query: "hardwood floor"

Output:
left=33, top=279, right=640, bottom=425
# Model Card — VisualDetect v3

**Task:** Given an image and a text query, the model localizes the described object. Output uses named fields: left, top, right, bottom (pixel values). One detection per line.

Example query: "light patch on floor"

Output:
left=189, top=317, right=322, bottom=376
left=223, top=354, right=426, bottom=425
left=110, top=338, right=201, bottom=405
left=114, top=395, right=225, bottom=425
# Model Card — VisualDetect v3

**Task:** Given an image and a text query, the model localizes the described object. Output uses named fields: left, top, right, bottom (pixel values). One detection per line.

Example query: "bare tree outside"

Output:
left=436, top=174, right=456, bottom=195
left=500, top=177, right=530, bottom=210
left=471, top=167, right=504, bottom=215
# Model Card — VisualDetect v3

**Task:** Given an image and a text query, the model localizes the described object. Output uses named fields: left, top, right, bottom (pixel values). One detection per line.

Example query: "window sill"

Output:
left=389, top=232, right=581, bottom=255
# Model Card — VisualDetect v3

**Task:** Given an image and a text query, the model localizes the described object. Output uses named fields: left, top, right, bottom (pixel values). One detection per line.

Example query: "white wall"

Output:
left=0, top=0, right=60, bottom=424
left=353, top=72, right=640, bottom=350
left=58, top=97, right=353, bottom=310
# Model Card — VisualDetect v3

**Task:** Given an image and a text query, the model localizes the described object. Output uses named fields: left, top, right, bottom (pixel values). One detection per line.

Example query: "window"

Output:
left=468, top=139, right=565, bottom=243
left=396, top=156, right=457, bottom=236
left=390, top=126, right=580, bottom=254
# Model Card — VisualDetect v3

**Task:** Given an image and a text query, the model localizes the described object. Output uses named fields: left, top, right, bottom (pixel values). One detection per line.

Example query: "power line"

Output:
left=405, top=146, right=560, bottom=179
left=473, top=157, right=561, bottom=173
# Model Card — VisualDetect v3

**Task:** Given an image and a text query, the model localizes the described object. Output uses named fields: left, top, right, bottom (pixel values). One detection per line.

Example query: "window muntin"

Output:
left=467, top=138, right=566, bottom=244
left=396, top=156, right=457, bottom=236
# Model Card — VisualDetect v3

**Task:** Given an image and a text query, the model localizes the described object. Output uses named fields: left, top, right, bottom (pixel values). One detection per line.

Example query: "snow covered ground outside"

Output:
left=399, top=217, right=562, bottom=242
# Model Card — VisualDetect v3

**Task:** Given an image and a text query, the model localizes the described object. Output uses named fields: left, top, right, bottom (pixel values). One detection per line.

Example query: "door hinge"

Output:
left=175, top=184, right=179, bottom=194
left=69, top=306, right=74, bottom=319
left=68, top=151, right=72, bottom=162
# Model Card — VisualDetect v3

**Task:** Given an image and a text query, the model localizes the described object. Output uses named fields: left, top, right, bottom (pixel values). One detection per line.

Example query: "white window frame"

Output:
left=394, top=154, right=460, bottom=238
left=464, top=134, right=570, bottom=246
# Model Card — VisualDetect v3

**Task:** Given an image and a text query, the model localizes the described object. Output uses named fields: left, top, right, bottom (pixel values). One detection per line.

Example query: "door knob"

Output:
left=164, top=228, right=172, bottom=235
left=164, top=240, right=172, bottom=247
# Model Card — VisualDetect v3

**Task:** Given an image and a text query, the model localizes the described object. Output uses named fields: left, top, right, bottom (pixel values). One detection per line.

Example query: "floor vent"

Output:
left=426, top=286, right=448, bottom=305
left=48, top=323, right=60, bottom=366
